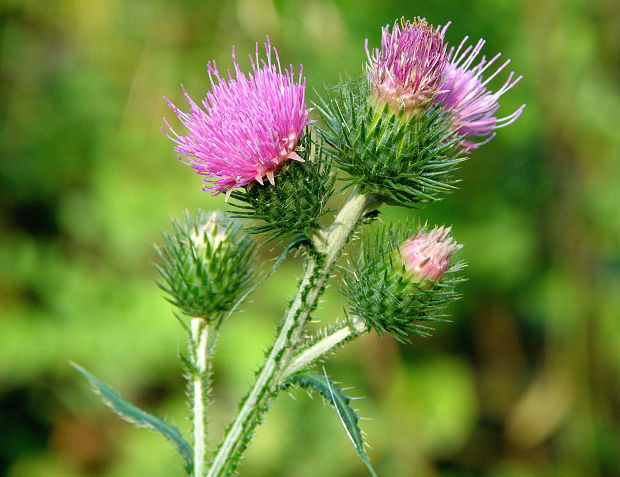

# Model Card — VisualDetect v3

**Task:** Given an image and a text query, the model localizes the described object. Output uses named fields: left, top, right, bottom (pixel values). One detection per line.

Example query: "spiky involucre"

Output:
left=164, top=38, right=311, bottom=196
left=316, top=77, right=464, bottom=208
left=229, top=130, right=335, bottom=240
left=342, top=223, right=464, bottom=342
left=154, top=211, right=256, bottom=321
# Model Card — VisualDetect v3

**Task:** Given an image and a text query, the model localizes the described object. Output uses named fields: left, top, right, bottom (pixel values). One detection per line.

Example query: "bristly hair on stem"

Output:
left=189, top=317, right=211, bottom=477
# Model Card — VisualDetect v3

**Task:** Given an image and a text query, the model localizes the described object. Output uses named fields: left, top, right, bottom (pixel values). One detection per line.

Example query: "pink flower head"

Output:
left=400, top=226, right=462, bottom=282
left=435, top=35, right=525, bottom=152
left=366, top=18, right=449, bottom=113
left=163, top=39, right=311, bottom=196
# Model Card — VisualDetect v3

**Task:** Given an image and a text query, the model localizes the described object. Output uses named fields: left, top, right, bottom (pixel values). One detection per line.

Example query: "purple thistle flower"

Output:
left=435, top=35, right=526, bottom=152
left=366, top=17, right=449, bottom=113
left=400, top=226, right=462, bottom=282
left=163, top=39, right=311, bottom=196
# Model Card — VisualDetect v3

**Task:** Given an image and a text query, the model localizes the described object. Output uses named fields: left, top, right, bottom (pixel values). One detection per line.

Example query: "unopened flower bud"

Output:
left=400, top=226, right=462, bottom=283
left=343, top=224, right=463, bottom=341
left=155, top=210, right=256, bottom=321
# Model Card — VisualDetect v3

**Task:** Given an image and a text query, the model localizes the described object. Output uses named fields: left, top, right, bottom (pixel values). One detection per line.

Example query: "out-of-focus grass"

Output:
left=1, top=1, right=619, bottom=476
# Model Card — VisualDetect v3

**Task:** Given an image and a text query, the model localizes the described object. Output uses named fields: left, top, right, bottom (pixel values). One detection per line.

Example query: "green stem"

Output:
left=207, top=191, right=376, bottom=477
left=281, top=315, right=367, bottom=379
left=191, top=317, right=210, bottom=477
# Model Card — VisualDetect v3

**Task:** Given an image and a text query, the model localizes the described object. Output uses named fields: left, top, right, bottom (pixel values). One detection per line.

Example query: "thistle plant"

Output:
left=74, top=18, right=524, bottom=476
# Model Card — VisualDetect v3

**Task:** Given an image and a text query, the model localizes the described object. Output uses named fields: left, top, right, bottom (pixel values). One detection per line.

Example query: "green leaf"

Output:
left=71, top=363, right=193, bottom=474
left=288, top=370, right=378, bottom=477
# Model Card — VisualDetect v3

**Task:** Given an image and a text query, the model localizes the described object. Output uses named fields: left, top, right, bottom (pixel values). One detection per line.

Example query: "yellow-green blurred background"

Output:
left=1, top=0, right=619, bottom=476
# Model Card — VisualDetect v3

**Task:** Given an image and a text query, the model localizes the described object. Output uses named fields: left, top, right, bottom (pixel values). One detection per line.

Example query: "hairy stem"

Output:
left=274, top=192, right=378, bottom=374
left=207, top=190, right=377, bottom=477
left=282, top=315, right=367, bottom=378
left=191, top=317, right=210, bottom=477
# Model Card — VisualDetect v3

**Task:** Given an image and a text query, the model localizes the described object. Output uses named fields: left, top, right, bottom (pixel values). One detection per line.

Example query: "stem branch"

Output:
left=282, top=316, right=367, bottom=378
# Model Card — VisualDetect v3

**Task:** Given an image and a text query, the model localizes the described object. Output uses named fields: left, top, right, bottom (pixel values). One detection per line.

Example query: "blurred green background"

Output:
left=1, top=0, right=619, bottom=476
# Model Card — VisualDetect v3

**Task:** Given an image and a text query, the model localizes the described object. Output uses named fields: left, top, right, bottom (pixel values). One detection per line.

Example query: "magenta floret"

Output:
left=164, top=39, right=311, bottom=195
left=436, top=35, right=525, bottom=151
left=400, top=226, right=462, bottom=282
left=366, top=18, right=449, bottom=112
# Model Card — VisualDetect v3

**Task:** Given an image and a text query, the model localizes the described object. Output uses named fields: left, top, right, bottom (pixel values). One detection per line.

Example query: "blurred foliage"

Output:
left=1, top=0, right=619, bottom=476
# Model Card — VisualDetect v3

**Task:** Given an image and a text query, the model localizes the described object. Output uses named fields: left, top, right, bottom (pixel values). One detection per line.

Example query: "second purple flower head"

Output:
left=365, top=17, right=525, bottom=152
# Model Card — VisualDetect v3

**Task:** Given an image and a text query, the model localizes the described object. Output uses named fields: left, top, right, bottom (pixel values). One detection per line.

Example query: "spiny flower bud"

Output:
left=342, top=224, right=463, bottom=341
left=155, top=210, right=256, bottom=321
left=366, top=17, right=449, bottom=114
left=400, top=226, right=463, bottom=283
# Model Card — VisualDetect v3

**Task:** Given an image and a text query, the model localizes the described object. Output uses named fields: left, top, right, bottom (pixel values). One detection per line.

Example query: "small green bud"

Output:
left=342, top=224, right=463, bottom=341
left=154, top=210, right=256, bottom=321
